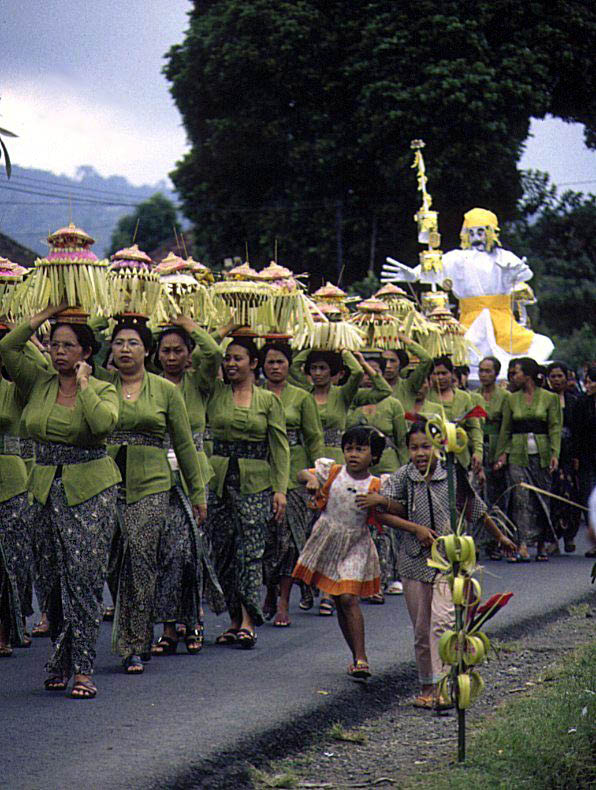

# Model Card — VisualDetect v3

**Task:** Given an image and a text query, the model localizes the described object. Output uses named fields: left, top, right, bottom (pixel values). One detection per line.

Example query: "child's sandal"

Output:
left=319, top=598, right=334, bottom=616
left=347, top=660, right=371, bottom=681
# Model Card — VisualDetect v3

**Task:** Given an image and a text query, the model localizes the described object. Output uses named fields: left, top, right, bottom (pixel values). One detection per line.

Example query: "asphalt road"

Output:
left=2, top=534, right=594, bottom=790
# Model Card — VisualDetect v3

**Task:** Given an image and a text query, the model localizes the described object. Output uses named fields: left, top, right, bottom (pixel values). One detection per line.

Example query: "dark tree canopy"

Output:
left=165, top=0, right=596, bottom=283
left=108, top=193, right=181, bottom=257
left=502, top=172, right=596, bottom=367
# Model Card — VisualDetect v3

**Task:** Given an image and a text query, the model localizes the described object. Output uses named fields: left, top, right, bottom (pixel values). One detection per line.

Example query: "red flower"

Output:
left=468, top=592, right=514, bottom=630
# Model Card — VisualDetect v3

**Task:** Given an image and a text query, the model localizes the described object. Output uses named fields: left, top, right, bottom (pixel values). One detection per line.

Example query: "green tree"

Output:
left=164, top=1, right=596, bottom=282
left=108, top=193, right=181, bottom=257
left=502, top=174, right=596, bottom=368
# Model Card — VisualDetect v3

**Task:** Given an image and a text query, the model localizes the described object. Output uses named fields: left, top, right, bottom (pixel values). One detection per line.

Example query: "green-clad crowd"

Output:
left=0, top=301, right=564, bottom=698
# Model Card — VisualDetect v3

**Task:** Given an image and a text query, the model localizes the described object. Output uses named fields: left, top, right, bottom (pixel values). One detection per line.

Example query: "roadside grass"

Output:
left=567, top=603, right=591, bottom=618
left=329, top=721, right=368, bottom=744
left=247, top=764, right=299, bottom=788
left=404, top=643, right=596, bottom=789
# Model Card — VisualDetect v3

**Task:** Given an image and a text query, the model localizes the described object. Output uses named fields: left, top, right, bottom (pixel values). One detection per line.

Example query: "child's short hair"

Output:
left=406, top=421, right=428, bottom=446
left=341, top=426, right=386, bottom=465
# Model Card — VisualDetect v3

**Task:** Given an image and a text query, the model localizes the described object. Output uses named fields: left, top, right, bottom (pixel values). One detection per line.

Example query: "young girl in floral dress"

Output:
left=293, top=426, right=385, bottom=680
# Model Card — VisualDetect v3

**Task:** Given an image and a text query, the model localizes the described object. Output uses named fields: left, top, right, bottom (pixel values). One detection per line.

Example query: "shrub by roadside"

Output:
left=248, top=604, right=595, bottom=790
left=406, top=642, right=595, bottom=790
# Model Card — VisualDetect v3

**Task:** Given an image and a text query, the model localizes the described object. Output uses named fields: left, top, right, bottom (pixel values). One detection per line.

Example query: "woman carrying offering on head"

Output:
left=381, top=334, right=433, bottom=413
left=150, top=316, right=233, bottom=656
left=97, top=317, right=207, bottom=674
left=261, top=342, right=324, bottom=627
left=207, top=336, right=290, bottom=649
left=0, top=303, right=121, bottom=698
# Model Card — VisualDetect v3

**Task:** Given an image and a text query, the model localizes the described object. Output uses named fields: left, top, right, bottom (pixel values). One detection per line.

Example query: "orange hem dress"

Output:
left=292, top=459, right=381, bottom=597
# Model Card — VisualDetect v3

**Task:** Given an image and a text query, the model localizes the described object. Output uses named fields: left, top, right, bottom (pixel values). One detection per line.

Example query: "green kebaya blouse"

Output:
left=0, top=321, right=121, bottom=505
left=390, top=341, right=433, bottom=412
left=0, top=379, right=29, bottom=503
left=426, top=387, right=483, bottom=468
left=290, top=350, right=391, bottom=462
left=496, top=387, right=562, bottom=468
left=207, top=380, right=290, bottom=497
left=265, top=382, right=324, bottom=489
left=347, top=395, right=408, bottom=473
left=478, top=386, right=509, bottom=464
left=96, top=368, right=206, bottom=506
left=167, top=327, right=223, bottom=490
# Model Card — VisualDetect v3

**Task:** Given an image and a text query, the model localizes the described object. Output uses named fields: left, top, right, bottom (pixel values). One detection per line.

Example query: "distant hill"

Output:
left=0, top=165, right=179, bottom=258
left=0, top=231, right=38, bottom=266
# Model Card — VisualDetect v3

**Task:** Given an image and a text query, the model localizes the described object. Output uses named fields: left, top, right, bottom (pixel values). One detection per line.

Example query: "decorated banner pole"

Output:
left=446, top=449, right=466, bottom=762
left=422, top=410, right=514, bottom=764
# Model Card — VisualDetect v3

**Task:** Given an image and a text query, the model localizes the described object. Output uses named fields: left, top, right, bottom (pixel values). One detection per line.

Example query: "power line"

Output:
left=9, top=171, right=171, bottom=200
left=0, top=183, right=143, bottom=207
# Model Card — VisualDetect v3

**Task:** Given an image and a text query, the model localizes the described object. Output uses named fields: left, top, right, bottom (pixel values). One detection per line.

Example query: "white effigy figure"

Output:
left=383, top=207, right=554, bottom=369
left=442, top=208, right=553, bottom=365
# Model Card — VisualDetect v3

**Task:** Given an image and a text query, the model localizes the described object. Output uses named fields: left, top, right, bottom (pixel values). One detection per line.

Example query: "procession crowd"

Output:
left=0, top=303, right=594, bottom=706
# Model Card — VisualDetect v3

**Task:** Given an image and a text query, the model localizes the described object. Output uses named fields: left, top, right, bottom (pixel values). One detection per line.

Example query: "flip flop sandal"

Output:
left=535, top=553, right=549, bottom=562
left=215, top=627, right=240, bottom=645
left=319, top=599, right=334, bottom=616
left=0, top=645, right=13, bottom=658
left=273, top=612, right=291, bottom=627
left=71, top=679, right=97, bottom=699
left=150, top=635, right=178, bottom=656
left=122, top=655, right=144, bottom=674
left=31, top=621, right=50, bottom=638
left=236, top=628, right=257, bottom=650
left=44, top=675, right=68, bottom=691
left=507, top=553, right=530, bottom=563
left=348, top=660, right=371, bottom=681
left=299, top=586, right=314, bottom=610
left=365, top=593, right=385, bottom=605
left=185, top=624, right=204, bottom=654
left=412, top=695, right=434, bottom=709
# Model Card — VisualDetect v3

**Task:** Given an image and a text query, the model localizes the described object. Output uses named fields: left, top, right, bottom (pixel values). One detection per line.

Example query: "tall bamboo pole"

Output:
left=447, top=451, right=466, bottom=762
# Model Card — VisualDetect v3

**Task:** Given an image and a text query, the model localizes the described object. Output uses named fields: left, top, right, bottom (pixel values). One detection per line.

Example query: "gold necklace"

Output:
left=58, top=386, right=77, bottom=398
left=122, top=382, right=142, bottom=400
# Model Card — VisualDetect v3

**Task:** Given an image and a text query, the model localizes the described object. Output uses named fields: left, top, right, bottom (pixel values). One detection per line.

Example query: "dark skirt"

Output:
left=30, top=481, right=118, bottom=676
left=111, top=489, right=169, bottom=657
left=0, top=494, right=31, bottom=645
left=154, top=482, right=225, bottom=624
left=205, top=467, right=272, bottom=626
left=508, top=457, right=554, bottom=546
left=263, top=487, right=310, bottom=586
left=551, top=462, right=582, bottom=542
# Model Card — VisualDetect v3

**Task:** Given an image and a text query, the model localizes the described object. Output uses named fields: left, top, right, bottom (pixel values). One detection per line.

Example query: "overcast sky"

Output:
left=1, top=0, right=595, bottom=192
